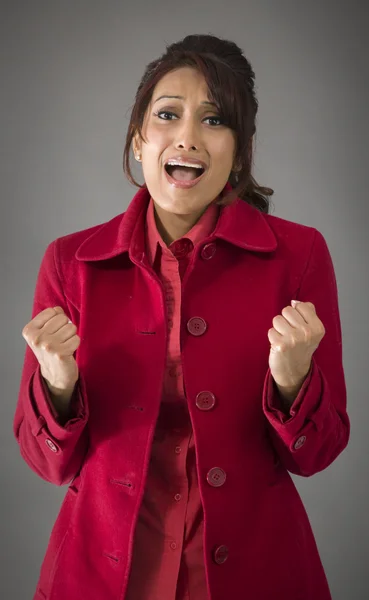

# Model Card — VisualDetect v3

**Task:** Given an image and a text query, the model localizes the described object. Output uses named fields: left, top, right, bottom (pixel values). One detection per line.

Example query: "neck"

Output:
left=153, top=203, right=208, bottom=246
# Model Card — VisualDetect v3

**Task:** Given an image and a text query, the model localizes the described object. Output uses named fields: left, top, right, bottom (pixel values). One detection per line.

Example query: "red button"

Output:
left=169, top=366, right=181, bottom=377
left=175, top=446, right=181, bottom=454
left=207, top=467, right=226, bottom=487
left=45, top=439, right=59, bottom=453
left=174, top=493, right=182, bottom=502
left=187, top=317, right=207, bottom=336
left=196, top=391, right=216, bottom=411
left=170, top=542, right=177, bottom=550
left=213, top=545, right=229, bottom=564
left=172, top=239, right=192, bottom=258
left=201, top=243, right=216, bottom=260
left=294, top=435, right=306, bottom=450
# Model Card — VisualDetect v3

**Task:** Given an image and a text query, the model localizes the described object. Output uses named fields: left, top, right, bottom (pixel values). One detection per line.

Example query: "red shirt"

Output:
left=124, top=196, right=220, bottom=599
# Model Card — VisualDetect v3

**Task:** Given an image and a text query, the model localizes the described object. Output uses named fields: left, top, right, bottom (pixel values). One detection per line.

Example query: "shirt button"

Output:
left=175, top=446, right=181, bottom=454
left=207, top=467, right=227, bottom=487
left=172, top=239, right=193, bottom=258
left=187, top=317, right=207, bottom=336
left=174, top=493, right=182, bottom=502
left=170, top=542, right=177, bottom=550
left=196, top=391, right=216, bottom=411
left=294, top=435, right=306, bottom=450
left=213, top=544, right=229, bottom=564
left=45, top=439, right=59, bottom=453
left=169, top=366, right=178, bottom=377
left=168, top=319, right=174, bottom=328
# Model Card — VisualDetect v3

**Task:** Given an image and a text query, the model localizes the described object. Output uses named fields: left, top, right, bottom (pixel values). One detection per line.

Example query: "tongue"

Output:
left=170, top=166, right=200, bottom=181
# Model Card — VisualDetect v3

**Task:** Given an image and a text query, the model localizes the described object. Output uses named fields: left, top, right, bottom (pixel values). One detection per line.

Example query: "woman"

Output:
left=14, top=34, right=349, bottom=600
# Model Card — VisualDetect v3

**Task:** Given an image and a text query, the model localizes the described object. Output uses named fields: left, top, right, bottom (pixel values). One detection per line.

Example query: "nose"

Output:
left=174, top=119, right=201, bottom=152
left=177, top=143, right=197, bottom=151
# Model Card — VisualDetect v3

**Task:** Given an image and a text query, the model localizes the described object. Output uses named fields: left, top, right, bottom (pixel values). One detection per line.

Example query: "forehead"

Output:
left=152, top=67, right=211, bottom=101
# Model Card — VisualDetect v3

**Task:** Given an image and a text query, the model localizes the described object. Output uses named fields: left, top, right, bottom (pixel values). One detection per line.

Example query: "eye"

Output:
left=154, top=111, right=223, bottom=126
left=155, top=110, right=176, bottom=120
left=204, top=116, right=223, bottom=126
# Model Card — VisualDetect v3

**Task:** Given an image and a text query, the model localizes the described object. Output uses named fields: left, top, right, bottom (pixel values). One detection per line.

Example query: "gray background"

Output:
left=1, top=1, right=368, bottom=598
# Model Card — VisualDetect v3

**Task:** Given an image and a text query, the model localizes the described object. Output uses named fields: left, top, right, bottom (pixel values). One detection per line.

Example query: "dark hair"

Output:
left=123, top=33, right=274, bottom=213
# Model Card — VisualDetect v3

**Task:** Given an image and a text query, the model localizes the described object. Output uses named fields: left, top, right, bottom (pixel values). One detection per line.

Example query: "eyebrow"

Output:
left=153, top=95, right=217, bottom=107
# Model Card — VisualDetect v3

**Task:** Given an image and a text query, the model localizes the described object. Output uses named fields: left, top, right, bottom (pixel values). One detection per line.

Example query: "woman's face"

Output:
left=133, top=66, right=237, bottom=217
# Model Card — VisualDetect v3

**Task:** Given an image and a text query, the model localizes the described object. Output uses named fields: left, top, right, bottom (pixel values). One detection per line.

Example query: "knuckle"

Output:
left=32, top=334, right=42, bottom=347
left=302, top=327, right=312, bottom=341
left=289, top=336, right=297, bottom=348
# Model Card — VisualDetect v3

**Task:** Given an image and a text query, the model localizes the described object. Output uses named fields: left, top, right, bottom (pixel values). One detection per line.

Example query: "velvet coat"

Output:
left=14, top=183, right=350, bottom=600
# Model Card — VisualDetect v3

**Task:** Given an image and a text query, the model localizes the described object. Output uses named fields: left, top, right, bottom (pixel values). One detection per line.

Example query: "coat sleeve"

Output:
left=262, top=228, right=350, bottom=477
left=13, top=239, right=89, bottom=486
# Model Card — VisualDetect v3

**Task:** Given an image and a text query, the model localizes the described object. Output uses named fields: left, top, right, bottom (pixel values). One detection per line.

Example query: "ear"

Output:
left=133, top=133, right=141, bottom=156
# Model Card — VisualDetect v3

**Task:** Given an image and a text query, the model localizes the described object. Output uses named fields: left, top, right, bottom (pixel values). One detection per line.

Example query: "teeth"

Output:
left=166, top=160, right=204, bottom=169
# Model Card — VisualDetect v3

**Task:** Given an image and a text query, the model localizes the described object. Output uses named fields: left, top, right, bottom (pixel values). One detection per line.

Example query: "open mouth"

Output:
left=164, top=164, right=205, bottom=182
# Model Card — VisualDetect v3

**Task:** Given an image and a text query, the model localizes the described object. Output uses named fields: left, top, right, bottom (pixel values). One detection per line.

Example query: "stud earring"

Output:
left=135, top=153, right=142, bottom=162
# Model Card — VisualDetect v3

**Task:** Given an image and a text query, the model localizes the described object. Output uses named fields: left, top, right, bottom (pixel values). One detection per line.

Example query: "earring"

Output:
left=135, top=153, right=142, bottom=162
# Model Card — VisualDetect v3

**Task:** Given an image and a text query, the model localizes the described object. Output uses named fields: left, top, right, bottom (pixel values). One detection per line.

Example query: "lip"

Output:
left=163, top=162, right=207, bottom=189
left=164, top=155, right=208, bottom=170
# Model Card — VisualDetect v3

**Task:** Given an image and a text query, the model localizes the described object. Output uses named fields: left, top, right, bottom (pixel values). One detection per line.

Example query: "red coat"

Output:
left=14, top=183, right=350, bottom=600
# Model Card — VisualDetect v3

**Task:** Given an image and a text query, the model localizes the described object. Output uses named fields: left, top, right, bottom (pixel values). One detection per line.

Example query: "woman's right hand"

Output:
left=22, top=306, right=80, bottom=400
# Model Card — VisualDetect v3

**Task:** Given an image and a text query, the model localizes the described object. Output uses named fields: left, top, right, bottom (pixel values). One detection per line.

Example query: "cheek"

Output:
left=211, top=137, right=235, bottom=166
left=144, top=123, right=171, bottom=148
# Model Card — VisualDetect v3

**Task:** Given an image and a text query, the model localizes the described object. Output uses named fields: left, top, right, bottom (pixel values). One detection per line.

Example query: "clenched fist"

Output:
left=22, top=306, right=80, bottom=401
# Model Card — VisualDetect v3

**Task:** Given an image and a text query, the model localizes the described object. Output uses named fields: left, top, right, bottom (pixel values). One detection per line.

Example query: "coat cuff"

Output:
left=27, top=364, right=88, bottom=441
left=262, top=357, right=330, bottom=444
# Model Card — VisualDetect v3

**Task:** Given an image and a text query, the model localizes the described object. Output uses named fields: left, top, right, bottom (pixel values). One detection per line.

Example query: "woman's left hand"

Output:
left=268, top=300, right=326, bottom=394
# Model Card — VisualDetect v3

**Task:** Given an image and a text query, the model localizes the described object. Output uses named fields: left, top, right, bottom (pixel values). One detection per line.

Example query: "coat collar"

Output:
left=75, top=181, right=277, bottom=263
